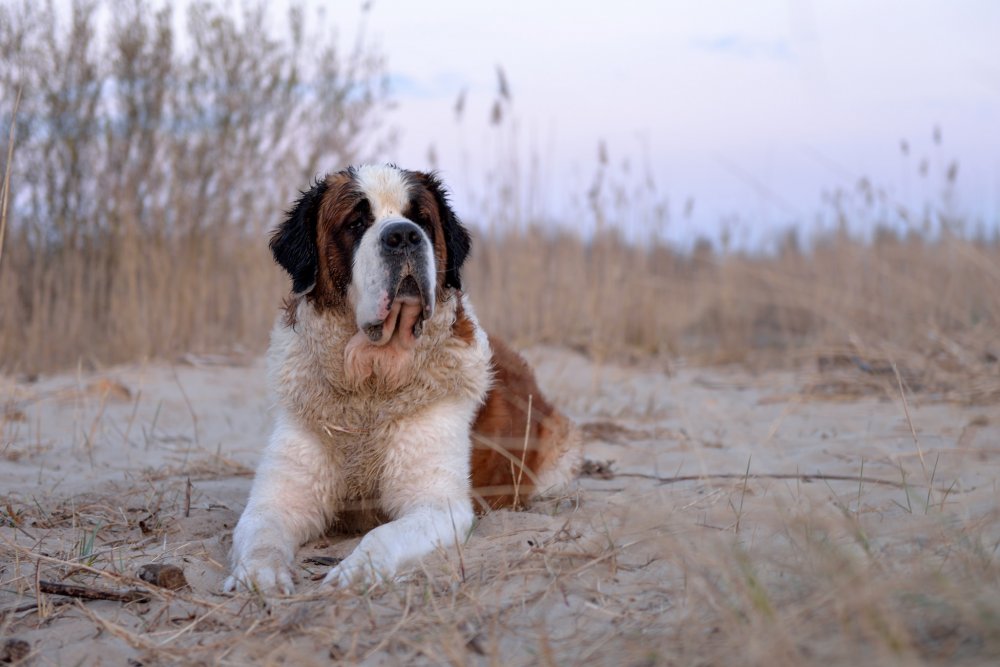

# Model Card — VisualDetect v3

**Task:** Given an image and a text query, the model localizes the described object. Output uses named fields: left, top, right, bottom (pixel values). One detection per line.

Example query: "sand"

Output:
left=2, top=348, right=999, bottom=665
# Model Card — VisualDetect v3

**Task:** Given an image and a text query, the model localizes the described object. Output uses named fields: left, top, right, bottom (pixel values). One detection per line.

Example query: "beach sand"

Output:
left=2, top=347, right=998, bottom=665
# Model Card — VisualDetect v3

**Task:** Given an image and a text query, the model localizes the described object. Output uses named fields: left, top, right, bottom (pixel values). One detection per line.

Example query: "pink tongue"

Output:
left=374, top=301, right=404, bottom=345
left=375, top=300, right=423, bottom=348
left=396, top=302, right=422, bottom=343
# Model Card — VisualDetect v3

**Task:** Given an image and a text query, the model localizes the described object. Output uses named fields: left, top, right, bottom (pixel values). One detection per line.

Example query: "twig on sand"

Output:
left=607, top=470, right=950, bottom=492
left=75, top=603, right=168, bottom=654
left=1, top=598, right=74, bottom=618
left=1, top=536, right=168, bottom=600
left=38, top=580, right=149, bottom=603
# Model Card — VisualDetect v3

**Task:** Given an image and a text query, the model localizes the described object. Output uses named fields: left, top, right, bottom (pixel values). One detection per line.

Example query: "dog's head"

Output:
left=270, top=165, right=471, bottom=348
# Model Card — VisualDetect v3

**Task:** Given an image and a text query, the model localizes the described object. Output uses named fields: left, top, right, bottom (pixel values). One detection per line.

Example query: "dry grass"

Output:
left=0, top=0, right=387, bottom=373
left=3, top=212, right=999, bottom=400
left=0, top=87, right=18, bottom=273
left=470, top=226, right=1000, bottom=403
left=0, top=227, right=282, bottom=373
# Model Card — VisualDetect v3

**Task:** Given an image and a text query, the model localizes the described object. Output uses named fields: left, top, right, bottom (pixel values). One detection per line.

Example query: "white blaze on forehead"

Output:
left=353, top=164, right=412, bottom=220
left=348, top=165, right=436, bottom=337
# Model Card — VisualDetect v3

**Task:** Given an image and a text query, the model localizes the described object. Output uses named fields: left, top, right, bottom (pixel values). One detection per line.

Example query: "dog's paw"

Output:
left=223, top=553, right=295, bottom=595
left=320, top=551, right=387, bottom=590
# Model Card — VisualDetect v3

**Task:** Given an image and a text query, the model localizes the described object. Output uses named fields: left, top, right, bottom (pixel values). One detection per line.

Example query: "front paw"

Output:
left=320, top=551, right=387, bottom=589
left=223, top=552, right=295, bottom=595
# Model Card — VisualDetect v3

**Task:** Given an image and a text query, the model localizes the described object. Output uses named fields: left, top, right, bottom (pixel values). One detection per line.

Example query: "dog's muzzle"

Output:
left=355, top=219, right=435, bottom=346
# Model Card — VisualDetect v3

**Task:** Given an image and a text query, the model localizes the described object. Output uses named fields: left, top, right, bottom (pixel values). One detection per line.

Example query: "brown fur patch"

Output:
left=470, top=335, right=572, bottom=510
left=308, top=172, right=362, bottom=313
left=403, top=177, right=449, bottom=296
left=281, top=295, right=301, bottom=328
left=451, top=299, right=477, bottom=345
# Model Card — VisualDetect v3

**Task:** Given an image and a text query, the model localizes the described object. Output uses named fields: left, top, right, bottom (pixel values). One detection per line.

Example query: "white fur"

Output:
left=224, top=292, right=492, bottom=594
left=224, top=415, right=337, bottom=594
left=353, top=164, right=410, bottom=219
left=321, top=398, right=475, bottom=587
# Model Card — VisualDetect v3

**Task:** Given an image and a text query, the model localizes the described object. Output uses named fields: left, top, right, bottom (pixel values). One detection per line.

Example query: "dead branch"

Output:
left=38, top=580, right=149, bottom=603
left=611, top=470, right=951, bottom=492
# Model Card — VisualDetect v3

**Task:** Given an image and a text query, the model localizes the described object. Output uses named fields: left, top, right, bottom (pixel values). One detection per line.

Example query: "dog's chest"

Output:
left=295, top=382, right=440, bottom=530
left=267, top=300, right=491, bottom=522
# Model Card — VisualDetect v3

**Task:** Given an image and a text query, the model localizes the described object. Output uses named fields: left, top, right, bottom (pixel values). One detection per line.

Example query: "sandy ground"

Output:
left=1, top=348, right=999, bottom=666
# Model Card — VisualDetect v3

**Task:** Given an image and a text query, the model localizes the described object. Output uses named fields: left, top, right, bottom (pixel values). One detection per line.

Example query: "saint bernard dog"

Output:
left=224, top=164, right=581, bottom=594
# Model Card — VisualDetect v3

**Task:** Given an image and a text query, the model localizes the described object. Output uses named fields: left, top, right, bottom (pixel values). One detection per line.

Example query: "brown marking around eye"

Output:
left=405, top=176, right=448, bottom=295
left=309, top=172, right=363, bottom=312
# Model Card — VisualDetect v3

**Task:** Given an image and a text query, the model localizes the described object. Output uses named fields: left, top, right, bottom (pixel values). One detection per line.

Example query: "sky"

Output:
left=309, top=0, right=999, bottom=248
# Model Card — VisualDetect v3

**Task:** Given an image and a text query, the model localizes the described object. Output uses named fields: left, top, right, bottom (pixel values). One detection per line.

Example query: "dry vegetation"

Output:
left=473, top=225, right=999, bottom=394
left=0, top=0, right=388, bottom=371
left=1, top=355, right=998, bottom=666
left=1, top=3, right=998, bottom=386
left=2, top=2, right=999, bottom=666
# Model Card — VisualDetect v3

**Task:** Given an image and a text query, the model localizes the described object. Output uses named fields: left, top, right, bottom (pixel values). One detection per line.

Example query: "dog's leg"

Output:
left=322, top=400, right=475, bottom=588
left=224, top=415, right=339, bottom=594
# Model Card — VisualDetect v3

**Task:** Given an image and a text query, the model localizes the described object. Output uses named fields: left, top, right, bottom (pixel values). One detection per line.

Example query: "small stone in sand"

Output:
left=1, top=638, right=30, bottom=664
left=137, top=564, right=189, bottom=590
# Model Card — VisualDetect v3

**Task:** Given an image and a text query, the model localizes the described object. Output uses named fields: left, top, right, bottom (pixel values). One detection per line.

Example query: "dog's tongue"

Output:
left=362, top=275, right=428, bottom=347
left=395, top=301, right=423, bottom=345
left=366, top=299, right=423, bottom=348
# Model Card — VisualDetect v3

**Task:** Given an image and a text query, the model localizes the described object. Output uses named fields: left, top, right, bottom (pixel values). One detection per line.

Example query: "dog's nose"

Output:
left=380, top=221, right=424, bottom=254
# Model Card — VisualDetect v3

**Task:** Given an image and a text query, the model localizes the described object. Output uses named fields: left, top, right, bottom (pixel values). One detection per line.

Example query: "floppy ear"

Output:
left=423, top=174, right=471, bottom=290
left=270, top=178, right=329, bottom=295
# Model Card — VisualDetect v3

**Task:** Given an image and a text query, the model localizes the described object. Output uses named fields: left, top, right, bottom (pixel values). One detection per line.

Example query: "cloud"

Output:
left=387, top=71, right=470, bottom=100
left=691, top=34, right=794, bottom=61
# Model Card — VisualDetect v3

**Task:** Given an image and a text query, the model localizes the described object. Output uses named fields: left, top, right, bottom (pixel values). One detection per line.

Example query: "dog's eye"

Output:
left=346, top=210, right=371, bottom=236
left=347, top=216, right=367, bottom=234
left=346, top=200, right=371, bottom=236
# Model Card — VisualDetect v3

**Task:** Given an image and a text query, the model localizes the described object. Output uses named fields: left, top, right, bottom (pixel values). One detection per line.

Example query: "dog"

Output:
left=223, top=164, right=580, bottom=593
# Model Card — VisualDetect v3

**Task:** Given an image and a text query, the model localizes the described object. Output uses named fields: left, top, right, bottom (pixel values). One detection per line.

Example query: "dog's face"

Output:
left=270, top=165, right=471, bottom=347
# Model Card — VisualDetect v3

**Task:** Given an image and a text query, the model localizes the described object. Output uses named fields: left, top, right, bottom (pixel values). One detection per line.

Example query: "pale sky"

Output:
left=317, top=0, right=999, bottom=247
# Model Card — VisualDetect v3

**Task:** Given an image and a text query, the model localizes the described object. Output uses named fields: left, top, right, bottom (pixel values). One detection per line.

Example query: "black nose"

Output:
left=380, top=221, right=424, bottom=254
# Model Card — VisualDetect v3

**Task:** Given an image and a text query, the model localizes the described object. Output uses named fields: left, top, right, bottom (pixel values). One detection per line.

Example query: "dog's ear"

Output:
left=422, top=173, right=471, bottom=290
left=270, top=178, right=329, bottom=295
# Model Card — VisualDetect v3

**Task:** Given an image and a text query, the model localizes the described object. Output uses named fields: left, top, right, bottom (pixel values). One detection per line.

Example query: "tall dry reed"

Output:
left=468, top=227, right=999, bottom=371
left=0, top=0, right=388, bottom=372
left=1, top=2, right=997, bottom=389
